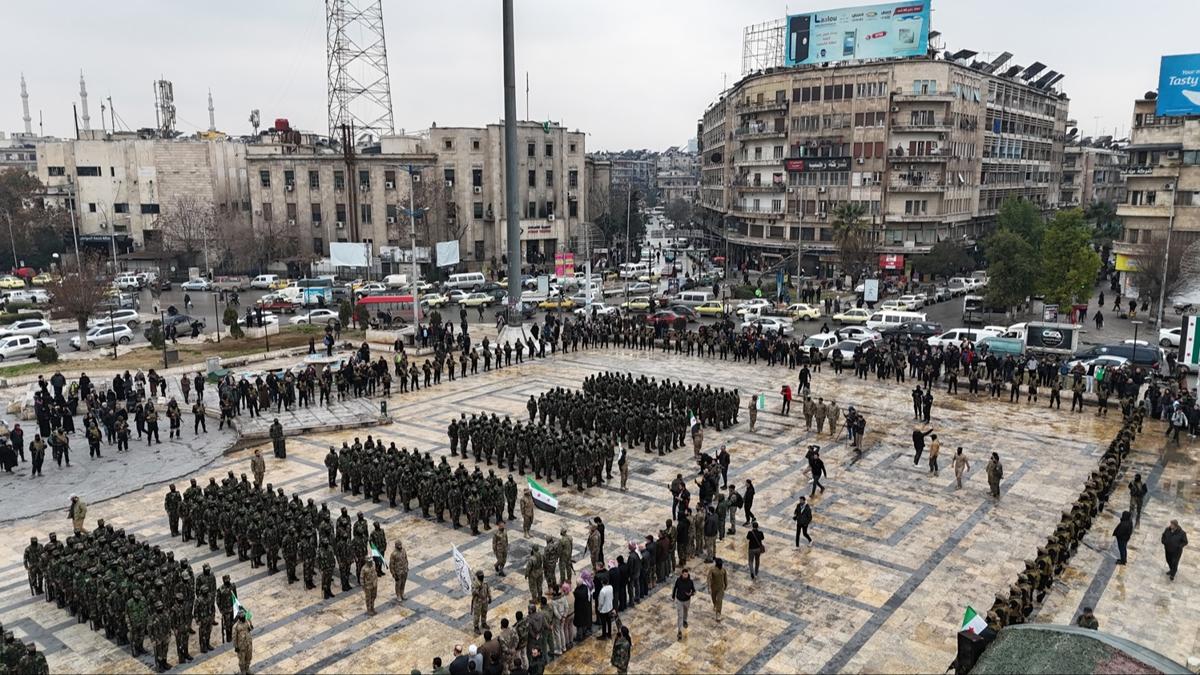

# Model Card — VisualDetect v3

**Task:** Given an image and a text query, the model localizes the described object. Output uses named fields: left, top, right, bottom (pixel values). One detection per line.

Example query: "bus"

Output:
left=355, top=294, right=416, bottom=328
left=297, top=278, right=334, bottom=307
left=962, top=294, right=1009, bottom=325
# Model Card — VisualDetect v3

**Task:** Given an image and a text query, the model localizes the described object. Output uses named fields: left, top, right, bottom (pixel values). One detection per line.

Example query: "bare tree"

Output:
left=159, top=196, right=217, bottom=271
left=50, top=254, right=112, bottom=352
left=1133, top=232, right=1192, bottom=311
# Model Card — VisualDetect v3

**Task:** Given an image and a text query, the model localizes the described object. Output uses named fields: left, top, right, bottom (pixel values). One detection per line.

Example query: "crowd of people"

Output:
left=451, top=413, right=615, bottom=491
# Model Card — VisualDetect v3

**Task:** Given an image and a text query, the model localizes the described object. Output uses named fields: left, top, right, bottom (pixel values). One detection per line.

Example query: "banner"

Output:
left=452, top=545, right=472, bottom=594
left=329, top=242, right=370, bottom=268
left=436, top=241, right=461, bottom=268
left=786, top=1, right=931, bottom=67
left=1183, top=316, right=1200, bottom=366
left=878, top=254, right=904, bottom=270
left=1157, top=54, right=1200, bottom=117
left=554, top=252, right=576, bottom=279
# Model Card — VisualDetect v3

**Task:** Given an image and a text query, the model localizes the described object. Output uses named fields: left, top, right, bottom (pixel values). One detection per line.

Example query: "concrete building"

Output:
left=1060, top=136, right=1126, bottom=208
left=0, top=133, right=39, bottom=173
left=36, top=135, right=250, bottom=251
left=655, top=146, right=700, bottom=204
left=696, top=53, right=1069, bottom=270
left=1113, top=97, right=1200, bottom=282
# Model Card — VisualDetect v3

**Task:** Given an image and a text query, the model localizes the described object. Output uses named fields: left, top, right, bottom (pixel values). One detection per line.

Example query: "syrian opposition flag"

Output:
left=452, top=545, right=472, bottom=594
left=370, top=543, right=387, bottom=571
left=756, top=394, right=766, bottom=411
left=232, top=592, right=253, bottom=623
left=689, top=410, right=700, bottom=433
left=961, top=606, right=987, bottom=634
left=527, top=476, right=559, bottom=513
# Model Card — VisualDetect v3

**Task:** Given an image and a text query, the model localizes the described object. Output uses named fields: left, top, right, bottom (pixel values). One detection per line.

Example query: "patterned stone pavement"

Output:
left=1, top=345, right=1186, bottom=674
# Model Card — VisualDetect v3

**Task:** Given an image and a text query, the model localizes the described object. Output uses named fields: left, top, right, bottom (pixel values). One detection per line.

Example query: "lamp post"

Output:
left=159, top=310, right=168, bottom=369
left=1130, top=319, right=1143, bottom=376
left=1154, top=181, right=1177, bottom=328
left=402, top=165, right=427, bottom=329
left=1, top=209, right=17, bottom=270
left=213, top=292, right=221, bottom=344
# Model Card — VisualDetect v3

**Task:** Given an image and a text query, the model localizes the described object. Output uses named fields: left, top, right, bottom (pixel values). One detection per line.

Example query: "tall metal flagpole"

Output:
left=502, top=0, right=522, bottom=323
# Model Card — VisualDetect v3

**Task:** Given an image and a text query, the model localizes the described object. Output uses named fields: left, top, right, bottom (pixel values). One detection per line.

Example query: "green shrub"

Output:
left=223, top=306, right=243, bottom=339
left=145, top=320, right=165, bottom=349
left=0, top=311, right=44, bottom=325
left=34, top=342, right=58, bottom=364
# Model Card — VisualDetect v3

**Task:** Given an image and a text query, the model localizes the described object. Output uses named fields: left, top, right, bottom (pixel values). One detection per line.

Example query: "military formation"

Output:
left=325, top=436, right=518, bottom=535
left=581, top=372, right=741, bottom=438
left=451, top=413, right=615, bottom=490
left=0, top=622, right=49, bottom=674
left=23, top=520, right=232, bottom=672
left=981, top=407, right=1143, bottom=632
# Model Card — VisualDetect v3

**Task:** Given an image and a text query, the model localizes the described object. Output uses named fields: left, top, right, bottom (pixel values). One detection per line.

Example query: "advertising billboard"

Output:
left=1157, top=54, right=1200, bottom=117
left=554, top=252, right=576, bottom=279
left=784, top=157, right=852, bottom=172
left=785, top=1, right=930, bottom=67
left=878, top=254, right=905, bottom=270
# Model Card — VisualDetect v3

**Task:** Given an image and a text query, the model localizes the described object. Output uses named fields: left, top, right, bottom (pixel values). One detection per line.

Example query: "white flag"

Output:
left=452, top=545, right=472, bottom=594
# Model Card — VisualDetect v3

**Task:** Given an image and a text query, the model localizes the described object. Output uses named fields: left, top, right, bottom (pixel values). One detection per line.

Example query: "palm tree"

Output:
left=830, top=202, right=871, bottom=276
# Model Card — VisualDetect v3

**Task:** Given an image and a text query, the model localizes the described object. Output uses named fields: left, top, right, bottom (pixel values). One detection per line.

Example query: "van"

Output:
left=677, top=290, right=715, bottom=308
left=444, top=272, right=486, bottom=292
left=865, top=310, right=926, bottom=331
left=114, top=274, right=141, bottom=291
left=619, top=263, right=649, bottom=280
left=383, top=274, right=410, bottom=289
left=1072, top=343, right=1166, bottom=373
left=250, top=274, right=280, bottom=290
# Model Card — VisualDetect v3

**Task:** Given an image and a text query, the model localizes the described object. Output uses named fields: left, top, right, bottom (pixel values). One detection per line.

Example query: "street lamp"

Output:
left=1, top=208, right=17, bottom=270
left=1154, top=182, right=1177, bottom=328
left=1130, top=319, right=1143, bottom=376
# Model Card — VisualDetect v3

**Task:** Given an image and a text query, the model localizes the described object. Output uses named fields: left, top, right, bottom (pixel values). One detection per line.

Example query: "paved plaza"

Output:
left=0, top=345, right=1194, bottom=673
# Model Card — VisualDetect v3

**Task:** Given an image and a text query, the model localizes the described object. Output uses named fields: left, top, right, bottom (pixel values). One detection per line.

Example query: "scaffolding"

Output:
left=741, top=19, right=786, bottom=76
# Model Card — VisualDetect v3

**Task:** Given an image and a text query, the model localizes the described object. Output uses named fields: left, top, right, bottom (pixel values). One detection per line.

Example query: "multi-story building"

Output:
left=1113, top=97, right=1200, bottom=286
left=36, top=135, right=250, bottom=251
left=696, top=53, right=1069, bottom=270
left=244, top=121, right=588, bottom=273
left=0, top=132, right=40, bottom=173
left=1060, top=138, right=1127, bottom=208
left=655, top=146, right=700, bottom=204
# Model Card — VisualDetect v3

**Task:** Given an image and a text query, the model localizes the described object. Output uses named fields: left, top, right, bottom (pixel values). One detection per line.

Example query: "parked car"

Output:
left=90, top=309, right=142, bottom=329
left=741, top=316, right=793, bottom=335
left=2, top=289, right=50, bottom=305
left=157, top=314, right=206, bottom=335
left=735, top=299, right=772, bottom=316
left=785, top=303, right=822, bottom=321
left=290, top=308, right=339, bottom=325
left=574, top=302, right=619, bottom=317
left=180, top=278, right=212, bottom=292
left=646, top=310, right=683, bottom=327
left=627, top=282, right=653, bottom=295
left=421, top=293, right=449, bottom=308
left=354, top=282, right=388, bottom=299
left=250, top=274, right=281, bottom=290
left=695, top=300, right=727, bottom=317
left=73, top=324, right=134, bottom=350
left=833, top=337, right=877, bottom=362
left=445, top=289, right=469, bottom=304
left=0, top=334, right=51, bottom=360
left=832, top=308, right=872, bottom=324
left=927, top=327, right=1001, bottom=348
left=0, top=319, right=53, bottom=338
left=461, top=292, right=494, bottom=308
left=667, top=305, right=700, bottom=322
left=933, top=286, right=952, bottom=302
left=30, top=272, right=57, bottom=286
left=802, top=333, right=840, bottom=360
left=114, top=274, right=142, bottom=291
left=212, top=276, right=250, bottom=292
left=620, top=296, right=652, bottom=312
left=0, top=275, right=25, bottom=290
left=833, top=326, right=881, bottom=341
left=896, top=295, right=924, bottom=310
left=256, top=294, right=299, bottom=314
left=1159, top=326, right=1181, bottom=348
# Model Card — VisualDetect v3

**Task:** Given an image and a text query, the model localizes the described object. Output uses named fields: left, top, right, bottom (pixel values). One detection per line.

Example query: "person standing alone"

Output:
left=793, top=497, right=813, bottom=546
left=1162, top=520, right=1189, bottom=581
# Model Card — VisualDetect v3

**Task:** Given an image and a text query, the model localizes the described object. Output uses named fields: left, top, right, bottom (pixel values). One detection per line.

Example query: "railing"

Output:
left=735, top=99, right=789, bottom=114
left=734, top=125, right=788, bottom=139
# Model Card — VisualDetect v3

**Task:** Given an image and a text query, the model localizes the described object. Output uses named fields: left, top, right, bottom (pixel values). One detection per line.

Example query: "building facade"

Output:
left=655, top=146, right=700, bottom=204
left=1113, top=98, right=1200, bottom=279
left=1061, top=140, right=1127, bottom=208
left=0, top=132, right=39, bottom=173
left=696, top=55, right=1069, bottom=269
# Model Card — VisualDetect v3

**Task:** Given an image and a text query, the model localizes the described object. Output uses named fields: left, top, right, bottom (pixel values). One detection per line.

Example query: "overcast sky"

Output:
left=6, top=0, right=1198, bottom=151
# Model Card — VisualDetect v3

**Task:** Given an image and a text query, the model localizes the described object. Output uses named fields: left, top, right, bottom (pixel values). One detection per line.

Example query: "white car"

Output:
left=574, top=302, right=619, bottom=317
left=785, top=303, right=822, bottom=320
left=445, top=289, right=469, bottom=304
left=897, top=295, right=923, bottom=310
left=237, top=312, right=278, bottom=327
left=735, top=299, right=772, bottom=316
left=71, top=324, right=134, bottom=349
left=290, top=309, right=339, bottom=325
left=90, top=309, right=142, bottom=329
left=180, top=278, right=211, bottom=292
left=1065, top=354, right=1130, bottom=374
left=627, top=282, right=653, bottom=295
left=927, top=327, right=1002, bottom=349
left=834, top=326, right=881, bottom=341
left=878, top=300, right=905, bottom=311
left=742, top=316, right=793, bottom=335
left=833, top=337, right=877, bottom=362
left=1159, top=327, right=1181, bottom=348
left=0, top=319, right=53, bottom=338
left=354, top=282, right=388, bottom=299
left=832, top=308, right=872, bottom=324
left=2, top=289, right=51, bottom=304
left=0, top=334, right=45, bottom=360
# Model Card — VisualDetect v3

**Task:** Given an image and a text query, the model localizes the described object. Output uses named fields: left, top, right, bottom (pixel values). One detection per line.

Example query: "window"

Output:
left=545, top=201, right=555, bottom=217
left=474, top=240, right=485, bottom=260
left=137, top=203, right=159, bottom=215
left=472, top=138, right=481, bottom=151
left=335, top=203, right=347, bottom=223
left=261, top=203, right=273, bottom=221
left=545, top=143, right=553, bottom=158
left=528, top=170, right=536, bottom=187
left=358, top=170, right=370, bottom=189
left=443, top=138, right=453, bottom=150
left=568, top=169, right=578, bottom=189
left=472, top=168, right=483, bottom=187
left=333, top=170, right=345, bottom=190
left=527, top=142, right=535, bottom=158
left=1128, top=229, right=1139, bottom=244
left=313, top=237, right=324, bottom=255
left=76, top=166, right=101, bottom=177
left=286, top=203, right=298, bottom=221
left=113, top=203, right=129, bottom=214
left=527, top=201, right=537, bottom=218
left=88, top=203, right=97, bottom=213
left=308, top=170, right=320, bottom=189
left=569, top=143, right=577, bottom=153
left=259, top=170, right=271, bottom=188
left=47, top=166, right=65, bottom=176
left=384, top=170, right=396, bottom=187
left=386, top=204, right=398, bottom=221
left=913, top=79, right=937, bottom=94
left=360, top=204, right=372, bottom=224
left=545, top=170, right=553, bottom=186
left=444, top=168, right=455, bottom=185
left=568, top=200, right=578, bottom=217
left=284, top=170, right=295, bottom=187
left=311, top=203, right=322, bottom=223
left=473, top=202, right=484, bottom=219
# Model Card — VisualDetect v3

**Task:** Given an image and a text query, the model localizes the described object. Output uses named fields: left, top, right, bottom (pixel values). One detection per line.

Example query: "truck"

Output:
left=1022, top=322, right=1081, bottom=356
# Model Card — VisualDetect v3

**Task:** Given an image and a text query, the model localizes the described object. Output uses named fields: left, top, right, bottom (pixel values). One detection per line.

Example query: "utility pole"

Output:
left=502, top=0, right=522, bottom=323
left=2, top=210, right=17, bottom=269
left=1155, top=181, right=1178, bottom=328
left=405, top=165, right=424, bottom=327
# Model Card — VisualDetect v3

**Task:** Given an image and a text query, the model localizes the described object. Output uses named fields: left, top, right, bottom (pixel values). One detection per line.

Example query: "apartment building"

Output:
left=1060, top=139, right=1127, bottom=207
left=1113, top=97, right=1200, bottom=276
left=656, top=146, right=700, bottom=204
left=696, top=53, right=1068, bottom=269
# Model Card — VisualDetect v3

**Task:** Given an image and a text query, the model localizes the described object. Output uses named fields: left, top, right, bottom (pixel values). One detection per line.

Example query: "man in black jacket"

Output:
left=794, top=497, right=813, bottom=547
left=672, top=569, right=695, bottom=640
left=912, top=427, right=933, bottom=466
left=676, top=511, right=691, bottom=565
left=1162, top=520, right=1189, bottom=580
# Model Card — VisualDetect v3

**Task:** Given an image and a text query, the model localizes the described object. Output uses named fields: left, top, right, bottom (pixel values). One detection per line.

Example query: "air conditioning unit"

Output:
left=386, top=216, right=396, bottom=224
left=891, top=106, right=900, bottom=112
left=787, top=187, right=795, bottom=193
left=287, top=218, right=296, bottom=225
left=547, top=213, right=556, bottom=221
left=818, top=212, right=827, bottom=220
left=99, top=221, right=108, bottom=229
left=1167, top=150, right=1181, bottom=159
left=385, top=181, right=395, bottom=189
left=412, top=174, right=421, bottom=183
left=473, top=186, right=482, bottom=194
left=285, top=184, right=295, bottom=192
left=445, top=180, right=454, bottom=188
left=856, top=158, right=864, bottom=164
left=335, top=221, right=345, bottom=229
left=359, top=184, right=369, bottom=191
left=818, top=186, right=827, bottom=193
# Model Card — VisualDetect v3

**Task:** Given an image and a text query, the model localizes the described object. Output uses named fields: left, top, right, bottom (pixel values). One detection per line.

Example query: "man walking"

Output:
left=952, top=447, right=970, bottom=489
left=746, top=521, right=765, bottom=580
left=911, top=427, right=933, bottom=466
left=707, top=559, right=727, bottom=621
left=1162, top=520, right=1189, bottom=581
left=671, top=568, right=695, bottom=640
left=986, top=452, right=1003, bottom=500
left=793, top=496, right=813, bottom=546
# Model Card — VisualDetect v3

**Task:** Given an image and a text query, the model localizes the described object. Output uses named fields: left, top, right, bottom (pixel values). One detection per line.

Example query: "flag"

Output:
left=452, top=545, right=472, bottom=594
left=616, top=443, right=626, bottom=467
left=370, top=543, right=387, bottom=571
left=756, top=394, right=766, bottom=411
left=961, top=606, right=987, bottom=634
left=232, top=592, right=252, bottom=623
left=689, top=410, right=700, bottom=433
left=527, top=476, right=559, bottom=513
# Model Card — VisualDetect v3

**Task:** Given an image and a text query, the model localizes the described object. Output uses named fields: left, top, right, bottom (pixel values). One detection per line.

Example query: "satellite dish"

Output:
left=1145, top=91, right=1158, bottom=100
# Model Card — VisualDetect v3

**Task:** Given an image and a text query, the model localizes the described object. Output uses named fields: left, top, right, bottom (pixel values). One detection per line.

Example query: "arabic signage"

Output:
left=784, top=157, right=852, bottom=172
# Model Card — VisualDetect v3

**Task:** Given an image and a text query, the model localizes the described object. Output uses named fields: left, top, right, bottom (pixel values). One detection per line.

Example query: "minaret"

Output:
left=20, top=74, right=32, bottom=134
left=207, top=90, right=216, bottom=132
left=79, top=71, right=91, bottom=131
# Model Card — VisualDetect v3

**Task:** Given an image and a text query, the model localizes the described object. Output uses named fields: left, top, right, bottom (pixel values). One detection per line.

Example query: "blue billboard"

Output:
left=785, top=1, right=930, bottom=67
left=1157, top=54, right=1200, bottom=117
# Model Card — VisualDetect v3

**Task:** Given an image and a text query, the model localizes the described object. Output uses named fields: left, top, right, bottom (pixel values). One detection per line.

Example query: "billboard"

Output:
left=785, top=157, right=852, bottom=172
left=878, top=254, right=904, bottom=270
left=785, top=1, right=930, bottom=67
left=554, top=252, right=576, bottom=279
left=1157, top=54, right=1200, bottom=117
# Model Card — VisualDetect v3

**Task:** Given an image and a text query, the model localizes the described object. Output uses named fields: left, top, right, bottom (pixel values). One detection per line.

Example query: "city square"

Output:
left=2, top=341, right=1189, bottom=674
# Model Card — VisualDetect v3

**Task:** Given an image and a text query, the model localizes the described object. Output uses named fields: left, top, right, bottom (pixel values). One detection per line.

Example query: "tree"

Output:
left=223, top=305, right=243, bottom=339
left=50, top=254, right=112, bottom=352
left=1037, top=209, right=1100, bottom=307
left=830, top=202, right=873, bottom=277
left=984, top=229, right=1037, bottom=309
left=911, top=240, right=972, bottom=280
left=1085, top=200, right=1122, bottom=254
left=664, top=198, right=691, bottom=226
left=1133, top=232, right=1191, bottom=313
left=997, top=197, right=1044, bottom=249
left=0, top=168, right=69, bottom=270
left=595, top=187, right=645, bottom=259
left=159, top=196, right=217, bottom=272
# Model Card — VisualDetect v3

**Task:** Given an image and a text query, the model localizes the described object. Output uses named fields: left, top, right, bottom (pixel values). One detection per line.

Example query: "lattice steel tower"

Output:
left=326, top=0, right=396, bottom=139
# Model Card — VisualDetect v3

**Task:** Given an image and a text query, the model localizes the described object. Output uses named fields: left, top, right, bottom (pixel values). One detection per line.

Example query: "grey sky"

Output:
left=6, top=0, right=1198, bottom=151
